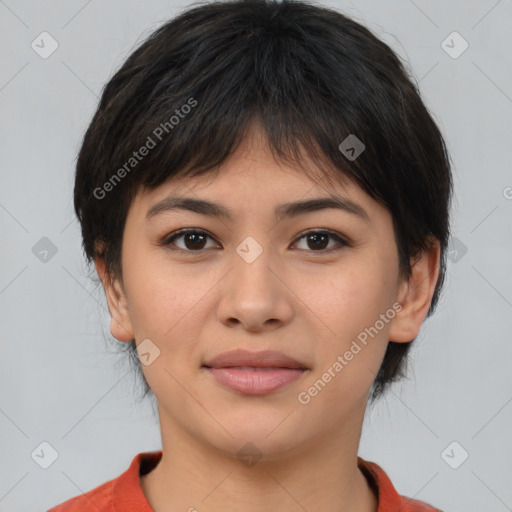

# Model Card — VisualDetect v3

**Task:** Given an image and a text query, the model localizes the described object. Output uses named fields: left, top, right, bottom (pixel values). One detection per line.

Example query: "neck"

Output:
left=141, top=412, right=378, bottom=512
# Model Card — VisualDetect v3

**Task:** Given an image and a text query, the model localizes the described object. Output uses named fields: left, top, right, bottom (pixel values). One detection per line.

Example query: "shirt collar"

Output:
left=112, top=451, right=404, bottom=511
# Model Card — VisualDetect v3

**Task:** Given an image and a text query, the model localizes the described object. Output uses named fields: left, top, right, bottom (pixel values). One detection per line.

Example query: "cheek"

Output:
left=313, top=262, right=392, bottom=329
left=133, top=283, right=205, bottom=345
left=304, top=255, right=397, bottom=367
left=122, top=246, right=207, bottom=340
left=300, top=268, right=395, bottom=415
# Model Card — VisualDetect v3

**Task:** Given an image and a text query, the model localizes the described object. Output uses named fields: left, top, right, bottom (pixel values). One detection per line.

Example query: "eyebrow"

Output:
left=146, top=195, right=371, bottom=224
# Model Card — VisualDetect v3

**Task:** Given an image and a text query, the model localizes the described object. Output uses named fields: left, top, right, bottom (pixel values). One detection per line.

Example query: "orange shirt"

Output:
left=47, top=451, right=442, bottom=511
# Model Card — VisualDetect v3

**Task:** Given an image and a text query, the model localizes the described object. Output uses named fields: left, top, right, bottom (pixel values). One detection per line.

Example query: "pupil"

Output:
left=186, top=233, right=205, bottom=250
left=308, top=233, right=328, bottom=250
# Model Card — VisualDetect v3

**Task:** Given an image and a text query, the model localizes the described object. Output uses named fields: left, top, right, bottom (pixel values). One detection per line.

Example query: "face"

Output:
left=97, top=122, right=439, bottom=462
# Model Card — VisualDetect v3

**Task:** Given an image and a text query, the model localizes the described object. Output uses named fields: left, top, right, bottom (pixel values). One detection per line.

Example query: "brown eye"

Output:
left=293, top=230, right=348, bottom=252
left=160, top=228, right=349, bottom=254
left=162, top=229, right=218, bottom=252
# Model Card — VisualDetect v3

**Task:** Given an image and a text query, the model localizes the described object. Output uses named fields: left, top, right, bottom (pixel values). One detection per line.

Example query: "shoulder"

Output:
left=398, top=495, right=444, bottom=511
left=47, top=451, right=163, bottom=512
left=357, top=456, right=443, bottom=512
left=46, top=478, right=115, bottom=511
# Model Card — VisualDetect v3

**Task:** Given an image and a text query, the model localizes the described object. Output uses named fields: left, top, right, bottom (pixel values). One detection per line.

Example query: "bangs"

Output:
left=92, top=6, right=406, bottom=210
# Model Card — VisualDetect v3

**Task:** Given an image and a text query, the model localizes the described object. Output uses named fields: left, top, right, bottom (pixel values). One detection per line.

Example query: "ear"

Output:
left=94, top=255, right=135, bottom=342
left=388, top=237, right=441, bottom=343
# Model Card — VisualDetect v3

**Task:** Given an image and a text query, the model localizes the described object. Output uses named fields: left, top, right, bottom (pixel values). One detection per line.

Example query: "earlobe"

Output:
left=388, top=237, right=441, bottom=343
left=94, top=256, right=135, bottom=342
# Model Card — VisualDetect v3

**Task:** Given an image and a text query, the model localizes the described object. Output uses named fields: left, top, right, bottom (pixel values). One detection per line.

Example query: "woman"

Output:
left=49, top=0, right=452, bottom=509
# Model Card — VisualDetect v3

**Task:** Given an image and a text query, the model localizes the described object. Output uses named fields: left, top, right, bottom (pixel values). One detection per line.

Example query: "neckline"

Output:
left=113, top=451, right=406, bottom=512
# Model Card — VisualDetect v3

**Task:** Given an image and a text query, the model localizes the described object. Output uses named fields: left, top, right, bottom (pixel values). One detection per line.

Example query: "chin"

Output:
left=202, top=419, right=308, bottom=462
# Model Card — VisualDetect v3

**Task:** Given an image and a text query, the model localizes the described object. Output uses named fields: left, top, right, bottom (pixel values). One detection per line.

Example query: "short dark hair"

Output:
left=73, top=0, right=453, bottom=405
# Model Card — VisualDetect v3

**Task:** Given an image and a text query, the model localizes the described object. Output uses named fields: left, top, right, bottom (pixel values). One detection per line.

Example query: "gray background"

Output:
left=1, top=0, right=511, bottom=510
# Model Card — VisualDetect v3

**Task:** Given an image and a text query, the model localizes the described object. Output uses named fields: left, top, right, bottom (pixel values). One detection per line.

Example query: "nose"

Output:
left=215, top=238, right=295, bottom=332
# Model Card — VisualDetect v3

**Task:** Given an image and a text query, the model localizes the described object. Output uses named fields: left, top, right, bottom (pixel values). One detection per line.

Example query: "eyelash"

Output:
left=159, top=228, right=350, bottom=254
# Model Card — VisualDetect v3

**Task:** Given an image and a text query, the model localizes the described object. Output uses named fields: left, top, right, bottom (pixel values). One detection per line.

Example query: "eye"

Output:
left=292, top=229, right=349, bottom=253
left=160, top=229, right=219, bottom=252
left=159, top=228, right=349, bottom=253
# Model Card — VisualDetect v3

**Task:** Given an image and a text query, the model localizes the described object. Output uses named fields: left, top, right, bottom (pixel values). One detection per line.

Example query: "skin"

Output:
left=95, top=121, right=440, bottom=512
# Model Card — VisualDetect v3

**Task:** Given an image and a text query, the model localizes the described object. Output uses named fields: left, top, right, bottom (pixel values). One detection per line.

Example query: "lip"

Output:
left=203, top=349, right=307, bottom=369
left=202, top=349, right=308, bottom=395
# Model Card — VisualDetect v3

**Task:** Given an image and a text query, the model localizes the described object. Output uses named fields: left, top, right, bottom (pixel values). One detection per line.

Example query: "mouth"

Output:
left=202, top=349, right=309, bottom=395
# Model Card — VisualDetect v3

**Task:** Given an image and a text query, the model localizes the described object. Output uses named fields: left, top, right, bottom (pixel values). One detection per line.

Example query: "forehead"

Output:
left=127, top=121, right=387, bottom=225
